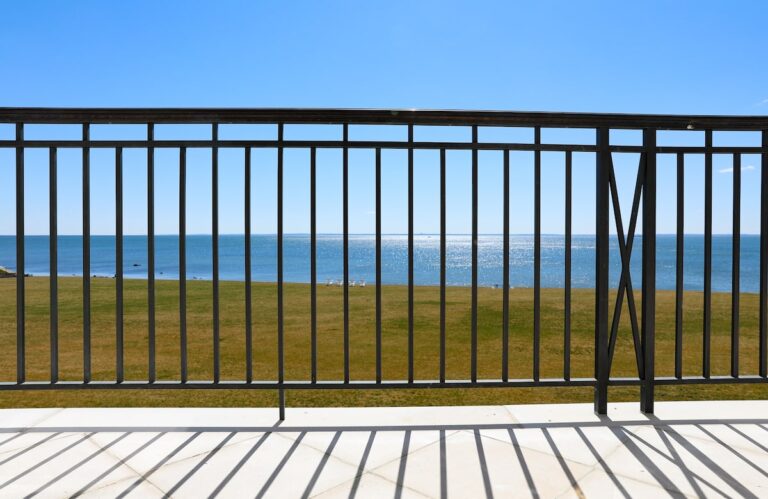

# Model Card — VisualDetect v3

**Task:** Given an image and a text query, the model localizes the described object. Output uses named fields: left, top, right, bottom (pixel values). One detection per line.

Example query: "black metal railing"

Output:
left=1, top=108, right=767, bottom=419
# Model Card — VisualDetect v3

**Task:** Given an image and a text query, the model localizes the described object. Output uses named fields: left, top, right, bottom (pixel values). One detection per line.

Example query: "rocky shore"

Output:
left=0, top=266, right=17, bottom=278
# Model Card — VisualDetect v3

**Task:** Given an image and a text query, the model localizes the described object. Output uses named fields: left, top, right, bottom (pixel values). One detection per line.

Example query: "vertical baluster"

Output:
left=533, top=127, right=541, bottom=381
left=212, top=124, right=220, bottom=383
left=147, top=124, right=156, bottom=383
left=310, top=147, right=317, bottom=383
left=440, top=148, right=447, bottom=383
left=732, top=153, right=740, bottom=378
left=49, top=147, right=58, bottom=383
left=675, top=153, right=684, bottom=379
left=245, top=147, right=253, bottom=383
left=15, top=123, right=24, bottom=384
left=116, top=147, right=124, bottom=383
left=470, top=126, right=478, bottom=383
left=277, top=123, right=285, bottom=419
left=179, top=147, right=187, bottom=383
left=502, top=149, right=510, bottom=382
left=703, top=130, right=712, bottom=378
left=761, top=130, right=768, bottom=378
left=343, top=125, right=350, bottom=383
left=82, top=123, right=91, bottom=383
left=564, top=150, right=572, bottom=381
left=408, top=124, right=415, bottom=383
left=376, top=148, right=383, bottom=384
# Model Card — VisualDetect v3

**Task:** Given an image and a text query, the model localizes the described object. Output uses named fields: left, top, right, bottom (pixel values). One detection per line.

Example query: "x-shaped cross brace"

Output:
left=607, top=153, right=646, bottom=379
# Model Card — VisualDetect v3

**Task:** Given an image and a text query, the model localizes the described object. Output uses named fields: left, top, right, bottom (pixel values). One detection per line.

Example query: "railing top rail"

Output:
left=1, top=107, right=768, bottom=130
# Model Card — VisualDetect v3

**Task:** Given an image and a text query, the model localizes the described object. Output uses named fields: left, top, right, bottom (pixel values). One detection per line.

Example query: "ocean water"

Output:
left=0, top=234, right=760, bottom=292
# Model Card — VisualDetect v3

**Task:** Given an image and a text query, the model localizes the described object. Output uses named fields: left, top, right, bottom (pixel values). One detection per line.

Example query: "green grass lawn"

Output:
left=0, top=277, right=765, bottom=408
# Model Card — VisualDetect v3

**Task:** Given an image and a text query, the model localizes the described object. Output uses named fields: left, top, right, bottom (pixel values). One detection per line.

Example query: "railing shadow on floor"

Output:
left=0, top=418, right=766, bottom=498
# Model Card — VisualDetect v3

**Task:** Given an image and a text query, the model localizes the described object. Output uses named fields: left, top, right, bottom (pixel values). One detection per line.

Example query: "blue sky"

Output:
left=0, top=1, right=766, bottom=235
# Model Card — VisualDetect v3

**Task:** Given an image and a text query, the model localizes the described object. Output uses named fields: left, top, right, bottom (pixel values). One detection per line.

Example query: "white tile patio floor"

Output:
left=0, top=401, right=766, bottom=498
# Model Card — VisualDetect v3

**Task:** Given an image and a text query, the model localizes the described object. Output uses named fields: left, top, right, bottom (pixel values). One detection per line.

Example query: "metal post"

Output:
left=641, top=129, right=656, bottom=413
left=594, top=127, right=610, bottom=415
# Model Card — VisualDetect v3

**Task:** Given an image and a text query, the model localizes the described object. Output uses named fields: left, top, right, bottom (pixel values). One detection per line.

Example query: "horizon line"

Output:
left=1, top=232, right=760, bottom=237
